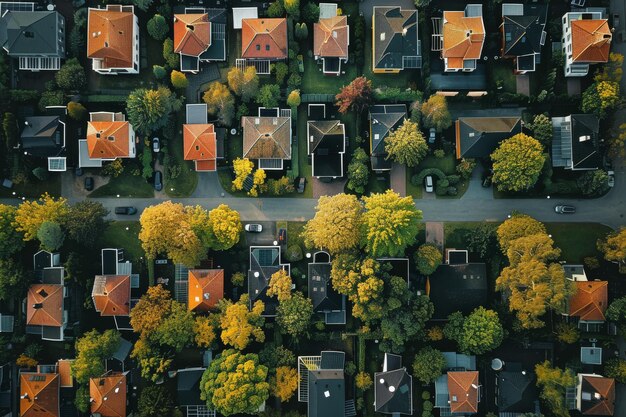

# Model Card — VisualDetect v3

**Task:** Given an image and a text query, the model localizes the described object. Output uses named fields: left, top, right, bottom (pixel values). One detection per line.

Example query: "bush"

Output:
left=285, top=245, right=303, bottom=262
left=267, top=1, right=285, bottom=17
left=153, top=65, right=166, bottom=79
left=435, top=186, right=447, bottom=196
left=423, top=401, right=433, bottom=412
left=446, top=187, right=458, bottom=196
left=39, top=90, right=64, bottom=111
left=411, top=168, right=446, bottom=186
left=55, top=58, right=86, bottom=91
left=433, top=149, right=445, bottom=158
left=10, top=90, right=39, bottom=103
left=67, top=102, right=87, bottom=120
left=147, top=14, right=168, bottom=40
left=231, top=272, right=245, bottom=287
left=456, top=158, right=476, bottom=179
left=421, top=391, right=431, bottom=400
left=446, top=175, right=460, bottom=185
left=170, top=70, right=189, bottom=89
left=373, top=86, right=422, bottom=103
left=436, top=178, right=449, bottom=189
left=345, top=361, right=356, bottom=376
left=287, top=73, right=302, bottom=89
left=584, top=256, right=601, bottom=270
left=274, top=62, right=289, bottom=85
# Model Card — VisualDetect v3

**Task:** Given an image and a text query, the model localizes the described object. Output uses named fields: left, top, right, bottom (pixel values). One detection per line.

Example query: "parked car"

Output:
left=153, top=171, right=163, bottom=191
left=428, top=128, right=436, bottom=144
left=75, top=167, right=83, bottom=177
left=84, top=176, right=94, bottom=191
left=613, top=13, right=620, bottom=28
left=244, top=224, right=263, bottom=233
left=152, top=137, right=160, bottom=153
left=278, top=228, right=287, bottom=244
left=608, top=171, right=615, bottom=187
left=424, top=175, right=434, bottom=193
left=554, top=205, right=576, bottom=214
left=297, top=177, right=306, bottom=193
left=481, top=175, right=492, bottom=188
left=114, top=206, right=137, bottom=215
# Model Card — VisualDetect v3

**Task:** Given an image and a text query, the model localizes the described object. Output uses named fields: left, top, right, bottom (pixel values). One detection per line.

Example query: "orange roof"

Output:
left=174, top=14, right=211, bottom=57
left=27, top=284, right=63, bottom=327
left=195, top=160, right=216, bottom=171
left=569, top=281, right=608, bottom=321
left=87, top=121, right=131, bottom=159
left=188, top=269, right=224, bottom=311
left=90, top=374, right=126, bottom=417
left=92, top=275, right=131, bottom=316
left=443, top=11, right=485, bottom=69
left=314, top=16, right=349, bottom=58
left=87, top=7, right=134, bottom=69
left=571, top=19, right=611, bottom=63
left=183, top=124, right=217, bottom=168
left=583, top=375, right=615, bottom=415
left=448, top=371, right=479, bottom=414
left=241, top=18, right=287, bottom=59
left=20, top=373, right=60, bottom=417
left=56, top=360, right=74, bottom=388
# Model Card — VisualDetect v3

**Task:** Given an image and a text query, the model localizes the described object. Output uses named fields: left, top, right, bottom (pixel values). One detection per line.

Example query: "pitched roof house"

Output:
left=562, top=265, right=608, bottom=332
left=314, top=4, right=348, bottom=75
left=435, top=352, right=479, bottom=415
left=369, top=104, right=406, bottom=172
left=307, top=104, right=346, bottom=178
left=500, top=3, right=548, bottom=74
left=79, top=112, right=136, bottom=168
left=441, top=5, right=485, bottom=72
left=87, top=5, right=139, bottom=74
left=573, top=374, right=615, bottom=416
left=184, top=104, right=223, bottom=171
left=298, top=351, right=347, bottom=417
left=173, top=8, right=226, bottom=73
left=248, top=246, right=290, bottom=317
left=20, top=106, right=68, bottom=171
left=551, top=114, right=601, bottom=170
left=372, top=6, right=420, bottom=73
left=242, top=107, right=292, bottom=170
left=374, top=353, right=413, bottom=415
left=92, top=275, right=131, bottom=317
left=26, top=252, right=66, bottom=341
left=187, top=269, right=224, bottom=311
left=20, top=370, right=60, bottom=417
left=241, top=18, right=287, bottom=60
left=455, top=116, right=522, bottom=159
left=562, top=10, right=612, bottom=77
left=495, top=363, right=540, bottom=415
left=308, top=251, right=346, bottom=325
left=90, top=373, right=127, bottom=417
left=177, top=368, right=212, bottom=416
left=0, top=3, right=65, bottom=71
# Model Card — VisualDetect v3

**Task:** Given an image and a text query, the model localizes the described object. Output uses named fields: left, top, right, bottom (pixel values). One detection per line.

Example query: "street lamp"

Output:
left=305, top=253, right=311, bottom=259
left=116, top=194, right=120, bottom=198
left=546, top=195, right=550, bottom=199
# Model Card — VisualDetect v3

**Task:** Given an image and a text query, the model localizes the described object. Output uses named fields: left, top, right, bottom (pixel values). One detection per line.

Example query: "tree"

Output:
left=130, top=285, right=175, bottom=336
left=55, top=58, right=86, bottom=91
left=295, top=23, right=308, bottom=40
left=72, top=329, right=121, bottom=384
left=232, top=157, right=254, bottom=191
left=137, top=385, right=175, bottom=417
left=361, top=190, right=422, bottom=257
left=208, top=204, right=242, bottom=250
left=335, top=76, right=372, bottom=114
left=0, top=204, right=23, bottom=258
left=505, top=233, right=561, bottom=266
left=582, top=81, right=620, bottom=118
left=276, top=292, right=313, bottom=337
left=530, top=114, right=553, bottom=147
left=605, top=358, right=626, bottom=383
left=535, top=361, right=576, bottom=417
left=200, top=350, right=269, bottom=416
left=39, top=90, right=64, bottom=111
left=598, top=227, right=626, bottom=266
left=464, top=223, right=497, bottom=259
left=420, top=95, right=452, bottom=132
left=132, top=0, right=153, bottom=12
left=303, top=194, right=362, bottom=254
left=412, top=347, right=446, bottom=384
left=443, top=311, right=465, bottom=344
left=594, top=52, right=624, bottom=83
left=415, top=244, right=442, bottom=275
left=346, top=147, right=370, bottom=194
left=284, top=0, right=300, bottom=19
left=379, top=293, right=433, bottom=353
left=496, top=214, right=547, bottom=253
left=355, top=372, right=373, bottom=390
left=147, top=14, right=168, bottom=40
left=67, top=101, right=87, bottom=121
left=220, top=295, right=265, bottom=350
left=61, top=201, right=108, bottom=247
left=271, top=366, right=298, bottom=401
left=259, top=343, right=295, bottom=369
left=153, top=65, right=166, bottom=79
left=491, top=133, right=546, bottom=192
left=203, top=82, right=235, bottom=126
left=170, top=70, right=188, bottom=89
left=14, top=193, right=69, bottom=241
left=127, top=87, right=182, bottom=135
left=195, top=316, right=217, bottom=348
left=256, top=84, right=281, bottom=108
left=459, top=307, right=504, bottom=355
left=555, top=322, right=579, bottom=344
left=384, top=119, right=428, bottom=167
left=607, top=296, right=626, bottom=326
left=267, top=269, right=292, bottom=302
left=227, top=67, right=259, bottom=102
left=149, top=301, right=196, bottom=352
left=274, top=62, right=289, bottom=85
left=267, top=1, right=285, bottom=17
left=162, top=38, right=179, bottom=69
left=0, top=259, right=29, bottom=301
left=3, top=113, right=18, bottom=150
left=577, top=170, right=609, bottom=196
left=37, top=221, right=64, bottom=251
left=302, top=2, right=320, bottom=23
left=287, top=89, right=301, bottom=109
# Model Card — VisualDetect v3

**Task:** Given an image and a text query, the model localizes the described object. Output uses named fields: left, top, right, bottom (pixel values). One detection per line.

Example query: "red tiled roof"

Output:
left=86, top=121, right=131, bottom=159
left=183, top=124, right=217, bottom=170
left=571, top=19, right=612, bottom=63
left=448, top=371, right=479, bottom=414
left=87, top=7, right=134, bottom=69
left=583, top=375, right=615, bottom=416
left=90, top=374, right=127, bottom=417
left=569, top=281, right=608, bottom=321
left=27, top=284, right=63, bottom=327
left=20, top=373, right=60, bottom=417
left=188, top=269, right=224, bottom=311
left=92, top=275, right=131, bottom=316
left=314, top=16, right=349, bottom=58
left=174, top=13, right=211, bottom=57
left=442, top=11, right=485, bottom=69
left=56, top=360, right=74, bottom=388
left=241, top=18, right=287, bottom=59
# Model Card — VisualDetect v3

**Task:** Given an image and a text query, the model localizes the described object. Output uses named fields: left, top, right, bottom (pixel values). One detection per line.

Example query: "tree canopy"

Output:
left=412, top=346, right=446, bottom=384
left=72, top=329, right=121, bottom=384
left=276, top=292, right=313, bottom=338
left=271, top=366, right=298, bottom=402
left=303, top=194, right=363, bottom=254
left=219, top=295, right=265, bottom=350
left=535, top=361, right=576, bottom=417
left=55, top=58, right=86, bottom=91
left=203, top=82, right=235, bottom=126
left=346, top=147, right=370, bottom=195
left=37, top=221, right=64, bottom=252
left=415, top=244, right=442, bottom=276
left=496, top=213, right=547, bottom=253
left=0, top=204, right=23, bottom=257
left=598, top=227, right=626, bottom=266
left=491, top=133, right=545, bottom=192
left=267, top=269, right=292, bottom=302
left=0, top=259, right=29, bottom=301
left=384, top=119, right=428, bottom=167
left=420, top=95, right=452, bottom=132
left=61, top=201, right=108, bottom=247
left=335, top=76, right=372, bottom=114
left=127, top=87, right=182, bottom=135
left=459, top=307, right=504, bottom=355
left=227, top=66, right=259, bottom=102
left=14, top=193, right=69, bottom=241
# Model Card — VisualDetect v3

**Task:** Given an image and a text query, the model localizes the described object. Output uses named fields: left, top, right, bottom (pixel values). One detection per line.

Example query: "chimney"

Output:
left=21, top=393, right=30, bottom=400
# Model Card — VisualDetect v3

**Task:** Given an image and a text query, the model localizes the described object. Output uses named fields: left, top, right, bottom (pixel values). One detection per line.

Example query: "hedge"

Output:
left=85, top=95, right=128, bottom=103
left=373, top=86, right=422, bottom=103
left=411, top=168, right=446, bottom=186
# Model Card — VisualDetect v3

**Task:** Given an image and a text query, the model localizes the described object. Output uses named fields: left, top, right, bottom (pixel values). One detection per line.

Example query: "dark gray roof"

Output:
left=20, top=115, right=64, bottom=158
left=375, top=354, right=413, bottom=415
left=308, top=262, right=343, bottom=313
left=112, top=338, right=132, bottom=362
left=0, top=11, right=63, bottom=56
left=308, top=120, right=345, bottom=177
left=373, top=7, right=419, bottom=70
left=102, top=248, right=121, bottom=275
left=502, top=4, right=547, bottom=57
left=370, top=105, right=406, bottom=171
left=497, top=365, right=538, bottom=413
left=248, top=247, right=288, bottom=316
left=428, top=263, right=487, bottom=320
left=456, top=117, right=522, bottom=158
left=34, top=250, right=59, bottom=270
left=200, top=9, right=226, bottom=61
left=177, top=368, right=205, bottom=406
left=552, top=114, right=601, bottom=170
left=562, top=264, right=585, bottom=280
left=308, top=369, right=345, bottom=417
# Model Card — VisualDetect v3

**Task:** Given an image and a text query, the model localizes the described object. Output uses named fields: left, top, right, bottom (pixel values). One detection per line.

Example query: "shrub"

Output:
left=583, top=256, right=600, bottom=270
left=446, top=187, right=458, bottom=196
left=274, top=62, right=289, bottom=85
left=345, top=361, right=356, bottom=376
left=446, top=175, right=460, bottom=185
left=433, top=149, right=445, bottom=158
left=423, top=401, right=433, bottom=412
left=287, top=73, right=302, bottom=89
left=147, top=15, right=168, bottom=40
left=285, top=245, right=303, bottom=262
left=55, top=58, right=86, bottom=91
left=267, top=1, right=285, bottom=17
left=39, top=91, right=64, bottom=111
left=411, top=168, right=446, bottom=185
left=153, top=65, right=166, bottom=79
left=10, top=90, right=39, bottom=103
left=435, top=186, right=447, bottom=196
left=355, top=372, right=373, bottom=391
left=170, top=70, right=189, bottom=89
left=373, top=86, right=422, bottom=102
left=67, top=102, right=87, bottom=120
left=427, top=326, right=443, bottom=341
left=231, top=272, right=245, bottom=287
left=436, top=178, right=449, bottom=189
left=456, top=158, right=476, bottom=179
left=421, top=391, right=431, bottom=400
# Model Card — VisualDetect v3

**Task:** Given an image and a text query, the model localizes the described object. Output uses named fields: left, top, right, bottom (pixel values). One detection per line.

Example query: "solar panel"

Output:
left=1, top=2, right=35, bottom=13
left=258, top=249, right=276, bottom=266
left=48, top=157, right=66, bottom=172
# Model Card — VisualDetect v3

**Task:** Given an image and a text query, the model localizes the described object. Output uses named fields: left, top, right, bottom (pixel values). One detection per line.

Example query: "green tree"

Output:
left=464, top=223, right=497, bottom=258
left=3, top=113, right=18, bottom=150
left=302, top=2, right=320, bottom=22
left=414, top=244, right=442, bottom=275
left=346, top=147, right=370, bottom=194
left=67, top=101, right=87, bottom=121
left=577, top=169, right=609, bottom=196
left=153, top=65, right=166, bottom=79
left=582, top=81, right=620, bottom=118
left=303, top=194, right=363, bottom=254
left=137, top=385, right=175, bottom=417
left=420, top=95, right=452, bottom=132
left=162, top=38, right=179, bottom=69
left=331, top=256, right=385, bottom=322
left=459, top=307, right=504, bottom=355
left=496, top=213, right=547, bottom=253
left=132, top=0, right=153, bottom=12
left=605, top=358, right=626, bottom=383
left=259, top=343, right=296, bottom=369
left=412, top=347, right=446, bottom=384
left=360, top=190, right=422, bottom=257
left=37, top=221, right=64, bottom=251
left=203, top=82, right=235, bottom=126
left=384, top=119, right=428, bottom=167
left=276, top=291, right=313, bottom=337
left=443, top=311, right=465, bottom=344
left=256, top=84, right=281, bottom=108
left=200, top=350, right=270, bottom=416
left=39, top=90, right=64, bottom=111
left=227, top=66, right=259, bottom=102
left=594, top=53, right=624, bottom=83
left=0, top=204, right=23, bottom=258
left=335, top=76, right=372, bottom=114
left=0, top=259, right=29, bottom=301
left=284, top=0, right=300, bottom=19
left=491, top=133, right=546, bottom=192
left=274, top=62, right=289, bottom=85
left=126, top=87, right=182, bottom=135
left=60, top=201, right=108, bottom=247
left=598, top=227, right=626, bottom=267
left=147, top=15, right=169, bottom=40
left=55, top=58, right=86, bottom=91
left=535, top=361, right=576, bottom=417
left=170, top=70, right=188, bottom=89
left=267, top=1, right=285, bottom=17
left=607, top=296, right=626, bottom=327
left=72, top=329, right=121, bottom=384
left=380, top=293, right=433, bottom=353
left=530, top=114, right=553, bottom=147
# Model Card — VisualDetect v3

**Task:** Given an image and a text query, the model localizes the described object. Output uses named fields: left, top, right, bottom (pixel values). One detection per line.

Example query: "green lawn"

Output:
left=100, top=221, right=144, bottom=263
left=165, top=113, right=198, bottom=198
left=301, top=55, right=358, bottom=94
left=0, top=173, right=61, bottom=198
left=491, top=62, right=517, bottom=94
left=545, top=223, right=612, bottom=263
left=89, top=170, right=154, bottom=198
left=444, top=222, right=498, bottom=249
left=365, top=171, right=389, bottom=195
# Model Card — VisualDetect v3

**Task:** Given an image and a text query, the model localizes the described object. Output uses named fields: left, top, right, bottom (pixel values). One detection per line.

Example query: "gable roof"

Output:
left=56, top=360, right=74, bottom=388
left=569, top=280, right=608, bottom=321
left=307, top=119, right=345, bottom=178
left=314, top=15, right=348, bottom=58
left=27, top=284, right=63, bottom=327
left=581, top=375, right=615, bottom=416
left=427, top=263, right=487, bottom=320
left=174, top=13, right=211, bottom=57
left=188, top=269, right=224, bottom=311
left=502, top=4, right=547, bottom=57
left=92, top=275, right=131, bottom=316
left=86, top=121, right=131, bottom=159
left=443, top=11, right=485, bottom=69
left=373, top=7, right=419, bottom=70
left=447, top=371, right=479, bottom=413
left=90, top=374, right=126, bottom=417
left=242, top=114, right=291, bottom=160
left=370, top=104, right=406, bottom=171
left=552, top=114, right=601, bottom=170
left=183, top=124, right=217, bottom=162
left=241, top=18, right=287, bottom=59
left=21, top=115, right=64, bottom=157
left=20, top=372, right=60, bottom=417
left=87, top=7, right=135, bottom=69
left=248, top=246, right=289, bottom=316
left=497, top=368, right=538, bottom=413
left=374, top=354, right=413, bottom=415
left=177, top=368, right=205, bottom=406
left=571, top=19, right=611, bottom=63
left=308, top=261, right=342, bottom=313
left=455, top=117, right=522, bottom=158
left=0, top=10, right=63, bottom=56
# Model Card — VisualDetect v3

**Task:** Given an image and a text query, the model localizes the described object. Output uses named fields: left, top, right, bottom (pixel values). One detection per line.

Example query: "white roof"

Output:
left=319, top=3, right=338, bottom=19
left=232, top=7, right=258, bottom=29
left=78, top=139, right=103, bottom=168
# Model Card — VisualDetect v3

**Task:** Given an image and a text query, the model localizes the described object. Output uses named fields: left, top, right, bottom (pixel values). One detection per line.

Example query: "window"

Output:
left=265, top=44, right=270, bottom=51
left=256, top=44, right=261, bottom=51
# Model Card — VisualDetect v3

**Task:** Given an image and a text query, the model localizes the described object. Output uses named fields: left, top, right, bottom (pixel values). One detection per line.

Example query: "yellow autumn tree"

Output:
left=267, top=269, right=292, bottom=302
left=16, top=354, right=38, bottom=368
left=496, top=213, right=547, bottom=253
left=232, top=158, right=254, bottom=191
left=598, top=227, right=626, bottom=267
left=303, top=194, right=363, bottom=254
left=250, top=169, right=266, bottom=197
left=219, top=294, right=265, bottom=350
left=355, top=372, right=373, bottom=390
left=208, top=204, right=242, bottom=250
left=14, top=193, right=69, bottom=241
left=271, top=366, right=298, bottom=402
left=195, top=316, right=217, bottom=348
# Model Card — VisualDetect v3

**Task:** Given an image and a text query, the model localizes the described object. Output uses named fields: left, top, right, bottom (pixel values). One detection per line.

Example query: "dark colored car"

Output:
left=114, top=206, right=137, bottom=215
left=75, top=167, right=83, bottom=177
left=84, top=176, right=94, bottom=191
left=278, top=228, right=287, bottom=245
left=554, top=205, right=576, bottom=214
left=154, top=171, right=163, bottom=191
left=297, top=177, right=306, bottom=193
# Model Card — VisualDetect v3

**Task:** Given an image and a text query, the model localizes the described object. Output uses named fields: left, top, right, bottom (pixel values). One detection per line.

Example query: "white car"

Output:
left=424, top=175, right=434, bottom=193
left=608, top=170, right=615, bottom=188
left=244, top=224, right=263, bottom=233
left=429, top=128, right=436, bottom=144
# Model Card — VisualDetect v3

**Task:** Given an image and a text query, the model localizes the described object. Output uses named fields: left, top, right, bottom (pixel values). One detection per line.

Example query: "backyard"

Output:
left=164, top=113, right=199, bottom=198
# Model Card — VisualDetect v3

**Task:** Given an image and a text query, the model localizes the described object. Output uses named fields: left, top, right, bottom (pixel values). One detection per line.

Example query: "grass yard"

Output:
left=100, top=221, right=144, bottom=264
left=89, top=170, right=154, bottom=198
left=296, top=106, right=314, bottom=198
left=444, top=222, right=498, bottom=249
left=365, top=171, right=389, bottom=195
left=165, top=113, right=198, bottom=198
left=301, top=55, right=357, bottom=94
left=0, top=173, right=61, bottom=198
left=545, top=223, right=612, bottom=263
left=491, top=61, right=517, bottom=94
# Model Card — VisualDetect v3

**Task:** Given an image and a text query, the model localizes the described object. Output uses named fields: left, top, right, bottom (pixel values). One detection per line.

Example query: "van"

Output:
left=425, top=175, right=434, bottom=193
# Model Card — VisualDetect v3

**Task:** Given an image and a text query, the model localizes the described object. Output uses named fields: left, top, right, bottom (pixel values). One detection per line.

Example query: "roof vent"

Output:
left=255, top=118, right=260, bottom=125
left=579, top=135, right=590, bottom=142
left=379, top=378, right=385, bottom=384
left=33, top=303, right=43, bottom=309
left=203, top=292, right=210, bottom=300
left=103, top=397, right=108, bottom=401
left=99, top=379, right=105, bottom=386
left=324, top=390, right=330, bottom=398
left=104, top=42, right=109, bottom=48
left=471, top=384, right=479, bottom=389
left=380, top=32, right=385, bottom=41
left=114, top=387, right=120, bottom=394
left=24, top=121, right=30, bottom=126
left=273, top=118, right=278, bottom=125
left=187, top=25, right=195, bottom=31
left=388, top=386, right=396, bottom=393
left=310, top=135, right=314, bottom=142
left=402, top=28, right=407, bottom=36
left=469, top=132, right=475, bottom=137
left=89, top=398, right=95, bottom=403
left=107, top=136, right=115, bottom=141
left=452, top=395, right=458, bottom=402
left=96, top=132, right=101, bottom=139
left=21, top=393, right=30, bottom=400
left=38, top=289, right=48, bottom=297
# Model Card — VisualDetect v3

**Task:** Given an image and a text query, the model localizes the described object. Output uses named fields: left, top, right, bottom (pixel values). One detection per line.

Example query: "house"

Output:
left=313, top=4, right=349, bottom=75
left=248, top=246, right=290, bottom=317
left=187, top=269, right=224, bottom=311
left=0, top=2, right=65, bottom=71
left=20, top=368, right=60, bottom=417
left=455, top=116, right=522, bottom=159
left=242, top=107, right=292, bottom=170
left=372, top=6, right=420, bottom=73
left=571, top=374, right=615, bottom=416
left=87, top=5, right=139, bottom=74
left=307, top=104, right=346, bottom=178
left=298, top=351, right=351, bottom=417
left=173, top=8, right=226, bottom=73
left=551, top=114, right=601, bottom=170
left=308, top=251, right=346, bottom=325
left=177, top=368, right=213, bottom=417
left=500, top=4, right=547, bottom=74
left=440, top=5, right=485, bottom=72
left=494, top=363, right=540, bottom=416
left=369, top=104, right=406, bottom=172
left=56, top=359, right=74, bottom=388
left=427, top=249, right=487, bottom=320
left=232, top=7, right=258, bottom=30
left=435, top=352, right=480, bottom=415
left=562, top=10, right=612, bottom=77
left=89, top=373, right=127, bottom=417
left=581, top=345, right=603, bottom=365
left=374, top=353, right=413, bottom=415
left=20, top=106, right=67, bottom=171
left=241, top=18, right=287, bottom=60
left=79, top=112, right=136, bottom=168
left=184, top=104, right=224, bottom=172
left=562, top=265, right=608, bottom=331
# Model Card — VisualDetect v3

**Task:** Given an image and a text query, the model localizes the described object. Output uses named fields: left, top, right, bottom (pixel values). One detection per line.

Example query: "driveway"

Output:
left=312, top=177, right=347, bottom=199
left=390, top=163, right=406, bottom=197
left=243, top=221, right=276, bottom=246
left=425, top=222, right=444, bottom=251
